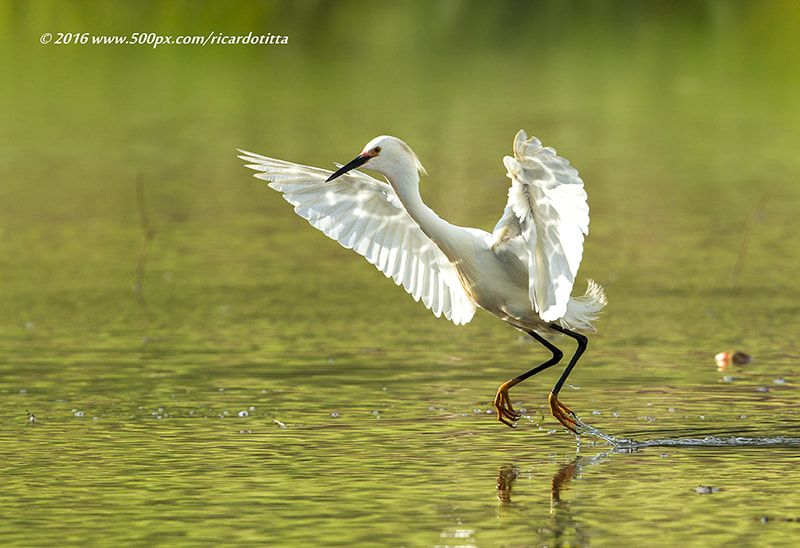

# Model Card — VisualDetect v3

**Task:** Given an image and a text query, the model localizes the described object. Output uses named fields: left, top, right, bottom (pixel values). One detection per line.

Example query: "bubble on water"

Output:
left=74, top=411, right=84, bottom=417
left=592, top=410, right=602, bottom=415
left=755, top=386, right=770, bottom=393
left=668, top=408, right=676, bottom=413
left=692, top=485, right=720, bottom=494
left=774, top=378, right=787, bottom=385
left=331, top=412, right=339, bottom=418
left=238, top=410, right=249, bottom=417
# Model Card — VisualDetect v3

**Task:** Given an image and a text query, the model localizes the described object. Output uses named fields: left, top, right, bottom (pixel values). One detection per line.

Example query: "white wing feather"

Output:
left=239, top=150, right=477, bottom=325
left=492, top=130, right=589, bottom=322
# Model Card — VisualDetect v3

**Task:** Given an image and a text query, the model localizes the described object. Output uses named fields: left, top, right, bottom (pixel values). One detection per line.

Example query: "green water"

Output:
left=2, top=1, right=800, bottom=546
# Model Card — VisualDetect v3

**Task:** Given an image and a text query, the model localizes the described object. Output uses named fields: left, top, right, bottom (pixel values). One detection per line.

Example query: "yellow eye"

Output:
left=373, top=146, right=381, bottom=154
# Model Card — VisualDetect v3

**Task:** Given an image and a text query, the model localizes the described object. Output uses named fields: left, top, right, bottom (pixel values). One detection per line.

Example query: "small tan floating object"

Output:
left=715, top=350, right=752, bottom=371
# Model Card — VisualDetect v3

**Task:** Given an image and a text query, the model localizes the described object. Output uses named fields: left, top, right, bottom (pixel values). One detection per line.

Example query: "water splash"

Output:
left=571, top=414, right=800, bottom=450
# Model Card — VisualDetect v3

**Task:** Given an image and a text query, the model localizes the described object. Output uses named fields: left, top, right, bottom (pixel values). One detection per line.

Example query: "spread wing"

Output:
left=239, top=150, right=477, bottom=325
left=491, top=131, right=589, bottom=322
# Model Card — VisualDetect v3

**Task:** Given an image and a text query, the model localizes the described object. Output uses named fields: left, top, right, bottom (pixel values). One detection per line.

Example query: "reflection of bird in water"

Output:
left=495, top=458, right=581, bottom=508
left=496, top=464, right=519, bottom=503
left=550, top=458, right=581, bottom=510
left=240, top=131, right=606, bottom=432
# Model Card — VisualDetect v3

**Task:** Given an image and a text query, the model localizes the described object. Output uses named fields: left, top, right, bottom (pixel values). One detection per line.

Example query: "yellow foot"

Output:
left=548, top=392, right=579, bottom=433
left=494, top=380, right=521, bottom=427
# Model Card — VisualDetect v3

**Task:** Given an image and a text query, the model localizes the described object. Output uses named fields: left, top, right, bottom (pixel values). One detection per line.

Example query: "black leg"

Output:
left=546, top=323, right=588, bottom=433
left=494, top=329, right=564, bottom=427
left=547, top=324, right=588, bottom=396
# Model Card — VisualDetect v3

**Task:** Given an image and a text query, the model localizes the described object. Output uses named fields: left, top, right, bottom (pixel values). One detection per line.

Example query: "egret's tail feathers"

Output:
left=560, top=280, right=607, bottom=332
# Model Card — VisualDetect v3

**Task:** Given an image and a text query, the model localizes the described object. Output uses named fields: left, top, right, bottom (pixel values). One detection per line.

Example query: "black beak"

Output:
left=326, top=153, right=370, bottom=182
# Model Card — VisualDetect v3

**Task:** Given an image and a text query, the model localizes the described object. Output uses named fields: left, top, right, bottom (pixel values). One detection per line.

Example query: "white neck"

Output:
left=384, top=165, right=465, bottom=260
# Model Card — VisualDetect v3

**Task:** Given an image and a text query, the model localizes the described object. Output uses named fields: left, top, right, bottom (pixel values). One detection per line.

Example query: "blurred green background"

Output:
left=1, top=1, right=800, bottom=546
left=2, top=0, right=799, bottom=344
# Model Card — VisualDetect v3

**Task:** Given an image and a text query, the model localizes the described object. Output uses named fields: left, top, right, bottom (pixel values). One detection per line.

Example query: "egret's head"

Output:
left=326, top=135, right=426, bottom=183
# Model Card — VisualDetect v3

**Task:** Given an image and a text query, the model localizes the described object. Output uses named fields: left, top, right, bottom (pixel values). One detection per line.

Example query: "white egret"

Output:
left=239, top=130, right=606, bottom=433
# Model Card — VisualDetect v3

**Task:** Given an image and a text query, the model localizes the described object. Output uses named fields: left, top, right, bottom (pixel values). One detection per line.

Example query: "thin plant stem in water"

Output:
left=731, top=191, right=769, bottom=286
left=134, top=173, right=154, bottom=302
